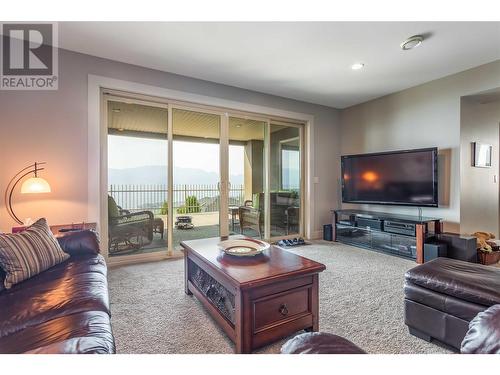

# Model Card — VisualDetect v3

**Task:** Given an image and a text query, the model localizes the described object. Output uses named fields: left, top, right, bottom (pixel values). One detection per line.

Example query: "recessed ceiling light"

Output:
left=400, top=35, right=424, bottom=50
left=351, top=63, right=364, bottom=70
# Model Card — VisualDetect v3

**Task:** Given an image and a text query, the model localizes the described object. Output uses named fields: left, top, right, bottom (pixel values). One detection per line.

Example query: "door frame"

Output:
left=89, top=75, right=314, bottom=264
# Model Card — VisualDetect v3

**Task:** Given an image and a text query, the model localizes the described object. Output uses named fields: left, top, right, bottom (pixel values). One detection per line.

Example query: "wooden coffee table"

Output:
left=181, top=236, right=326, bottom=353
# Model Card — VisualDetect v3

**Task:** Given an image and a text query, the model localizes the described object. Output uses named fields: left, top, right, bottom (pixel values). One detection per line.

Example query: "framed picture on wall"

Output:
left=472, top=142, right=492, bottom=168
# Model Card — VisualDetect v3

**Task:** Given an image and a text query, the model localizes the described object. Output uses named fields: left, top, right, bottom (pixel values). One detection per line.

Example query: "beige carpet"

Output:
left=108, top=241, right=452, bottom=354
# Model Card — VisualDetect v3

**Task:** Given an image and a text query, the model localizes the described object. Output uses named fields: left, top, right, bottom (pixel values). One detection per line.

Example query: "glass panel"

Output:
left=107, top=100, right=168, bottom=257
left=270, top=124, right=301, bottom=237
left=172, top=108, right=221, bottom=250
left=228, top=117, right=266, bottom=238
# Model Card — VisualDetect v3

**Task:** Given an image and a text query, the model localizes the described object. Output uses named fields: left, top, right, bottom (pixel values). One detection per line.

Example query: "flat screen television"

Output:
left=341, top=147, right=438, bottom=207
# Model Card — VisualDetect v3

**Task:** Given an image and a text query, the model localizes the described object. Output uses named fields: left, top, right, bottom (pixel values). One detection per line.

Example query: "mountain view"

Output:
left=108, top=165, right=244, bottom=186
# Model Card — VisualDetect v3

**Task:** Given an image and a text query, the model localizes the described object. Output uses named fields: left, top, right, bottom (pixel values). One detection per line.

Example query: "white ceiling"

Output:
left=59, top=22, right=500, bottom=108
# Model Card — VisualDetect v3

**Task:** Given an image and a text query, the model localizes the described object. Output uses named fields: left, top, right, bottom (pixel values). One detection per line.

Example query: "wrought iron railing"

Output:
left=108, top=184, right=245, bottom=215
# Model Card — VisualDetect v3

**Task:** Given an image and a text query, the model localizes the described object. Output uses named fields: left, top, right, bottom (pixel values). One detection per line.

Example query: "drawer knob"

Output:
left=279, top=304, right=289, bottom=316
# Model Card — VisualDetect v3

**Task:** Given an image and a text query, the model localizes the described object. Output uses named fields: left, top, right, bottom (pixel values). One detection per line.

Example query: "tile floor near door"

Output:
left=107, top=240, right=452, bottom=354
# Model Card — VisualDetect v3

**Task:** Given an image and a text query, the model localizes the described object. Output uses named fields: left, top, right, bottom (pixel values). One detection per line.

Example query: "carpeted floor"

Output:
left=108, top=241, right=452, bottom=354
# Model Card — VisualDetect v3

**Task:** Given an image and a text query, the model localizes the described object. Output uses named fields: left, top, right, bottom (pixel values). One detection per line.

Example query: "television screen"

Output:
left=341, top=148, right=438, bottom=207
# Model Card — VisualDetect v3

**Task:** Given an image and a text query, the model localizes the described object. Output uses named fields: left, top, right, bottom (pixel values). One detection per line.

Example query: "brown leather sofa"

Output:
left=0, top=230, right=115, bottom=354
left=404, top=257, right=500, bottom=350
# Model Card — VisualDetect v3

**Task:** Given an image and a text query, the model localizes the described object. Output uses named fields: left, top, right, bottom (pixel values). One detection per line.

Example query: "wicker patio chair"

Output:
left=239, top=199, right=263, bottom=238
left=108, top=195, right=154, bottom=254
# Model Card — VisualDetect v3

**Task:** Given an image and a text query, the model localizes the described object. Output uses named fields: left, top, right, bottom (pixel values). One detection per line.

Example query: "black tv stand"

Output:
left=331, top=209, right=442, bottom=263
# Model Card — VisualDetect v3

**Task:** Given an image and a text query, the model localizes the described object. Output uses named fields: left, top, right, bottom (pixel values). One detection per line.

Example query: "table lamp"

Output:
left=4, top=162, right=51, bottom=225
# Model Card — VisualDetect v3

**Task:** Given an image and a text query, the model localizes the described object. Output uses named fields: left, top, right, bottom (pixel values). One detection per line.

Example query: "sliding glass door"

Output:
left=269, top=122, right=302, bottom=237
left=228, top=116, right=267, bottom=238
left=104, top=93, right=305, bottom=261
left=106, top=99, right=169, bottom=257
left=171, top=107, right=224, bottom=251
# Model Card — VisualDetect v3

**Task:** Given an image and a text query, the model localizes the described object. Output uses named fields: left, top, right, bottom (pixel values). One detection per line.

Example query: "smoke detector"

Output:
left=400, top=35, right=424, bottom=50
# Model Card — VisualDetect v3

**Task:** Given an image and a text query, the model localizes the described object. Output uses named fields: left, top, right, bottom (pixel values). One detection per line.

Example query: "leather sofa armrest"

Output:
left=461, top=304, right=500, bottom=354
left=57, top=230, right=100, bottom=257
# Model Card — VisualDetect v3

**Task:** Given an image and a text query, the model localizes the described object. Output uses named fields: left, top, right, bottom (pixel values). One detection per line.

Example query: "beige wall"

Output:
left=339, top=60, right=500, bottom=233
left=0, top=48, right=340, bottom=237
left=460, top=96, right=500, bottom=236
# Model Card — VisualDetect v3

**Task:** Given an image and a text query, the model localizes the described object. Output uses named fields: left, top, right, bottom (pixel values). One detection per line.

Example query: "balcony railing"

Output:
left=108, top=184, right=245, bottom=215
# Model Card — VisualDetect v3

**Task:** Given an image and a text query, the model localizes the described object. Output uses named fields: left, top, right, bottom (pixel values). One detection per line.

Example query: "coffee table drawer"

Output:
left=253, top=287, right=310, bottom=332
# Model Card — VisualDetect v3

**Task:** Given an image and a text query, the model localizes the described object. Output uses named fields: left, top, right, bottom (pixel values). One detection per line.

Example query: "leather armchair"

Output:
left=281, top=332, right=366, bottom=354
left=282, top=304, right=500, bottom=354
left=461, top=304, right=500, bottom=354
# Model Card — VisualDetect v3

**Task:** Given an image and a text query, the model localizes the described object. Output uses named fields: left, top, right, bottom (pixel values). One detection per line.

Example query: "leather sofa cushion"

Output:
left=281, top=332, right=366, bottom=354
left=0, top=311, right=115, bottom=354
left=461, top=304, right=500, bottom=354
left=405, top=257, right=500, bottom=306
left=404, top=282, right=486, bottom=321
left=0, top=254, right=109, bottom=338
left=57, top=230, right=100, bottom=257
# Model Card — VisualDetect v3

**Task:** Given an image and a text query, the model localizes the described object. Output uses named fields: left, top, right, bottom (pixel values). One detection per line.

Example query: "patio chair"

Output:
left=239, top=198, right=263, bottom=238
left=285, top=206, right=300, bottom=235
left=239, top=193, right=300, bottom=237
left=108, top=195, right=154, bottom=254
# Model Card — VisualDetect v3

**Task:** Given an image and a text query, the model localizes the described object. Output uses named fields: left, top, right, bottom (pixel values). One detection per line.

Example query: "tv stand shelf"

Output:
left=331, top=209, right=442, bottom=263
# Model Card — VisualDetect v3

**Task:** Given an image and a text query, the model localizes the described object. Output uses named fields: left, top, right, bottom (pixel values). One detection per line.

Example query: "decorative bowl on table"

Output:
left=218, top=238, right=270, bottom=257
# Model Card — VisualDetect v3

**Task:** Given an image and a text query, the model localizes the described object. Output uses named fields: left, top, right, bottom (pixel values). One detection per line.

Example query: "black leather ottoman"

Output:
left=404, top=257, right=500, bottom=350
left=281, top=332, right=366, bottom=354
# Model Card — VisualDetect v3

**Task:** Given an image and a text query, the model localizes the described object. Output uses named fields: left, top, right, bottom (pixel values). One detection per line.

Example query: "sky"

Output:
left=108, top=135, right=244, bottom=176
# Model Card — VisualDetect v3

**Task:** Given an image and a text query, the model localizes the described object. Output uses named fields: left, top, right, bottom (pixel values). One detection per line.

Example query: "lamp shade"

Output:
left=21, top=177, right=51, bottom=194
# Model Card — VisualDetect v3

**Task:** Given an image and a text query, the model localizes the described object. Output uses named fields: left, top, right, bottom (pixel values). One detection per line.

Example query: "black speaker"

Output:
left=323, top=224, right=333, bottom=241
left=424, top=242, right=448, bottom=262
left=436, top=233, right=477, bottom=262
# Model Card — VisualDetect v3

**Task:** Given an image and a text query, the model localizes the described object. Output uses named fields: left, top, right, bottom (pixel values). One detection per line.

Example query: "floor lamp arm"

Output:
left=4, top=162, right=47, bottom=226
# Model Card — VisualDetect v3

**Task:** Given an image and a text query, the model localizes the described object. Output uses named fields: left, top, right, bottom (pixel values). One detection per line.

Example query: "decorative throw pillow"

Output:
left=0, top=218, right=70, bottom=289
